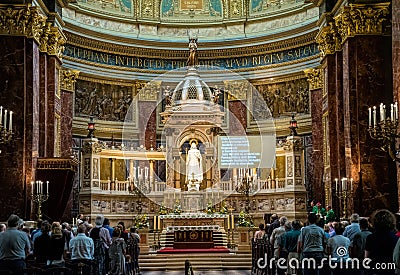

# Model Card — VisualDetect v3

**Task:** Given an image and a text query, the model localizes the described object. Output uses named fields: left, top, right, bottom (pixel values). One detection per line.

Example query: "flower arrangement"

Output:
left=238, top=210, right=254, bottom=227
left=159, top=202, right=168, bottom=215
left=173, top=200, right=182, bottom=215
left=206, top=201, right=216, bottom=215
left=134, top=214, right=149, bottom=229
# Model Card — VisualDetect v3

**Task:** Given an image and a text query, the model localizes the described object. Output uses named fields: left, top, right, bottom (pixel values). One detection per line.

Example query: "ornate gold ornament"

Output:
left=138, top=81, right=161, bottom=101
left=315, top=23, right=341, bottom=57
left=224, top=80, right=249, bottom=100
left=0, top=5, right=46, bottom=43
left=60, top=69, right=80, bottom=92
left=334, top=3, right=390, bottom=44
left=0, top=4, right=65, bottom=59
left=304, top=67, right=323, bottom=90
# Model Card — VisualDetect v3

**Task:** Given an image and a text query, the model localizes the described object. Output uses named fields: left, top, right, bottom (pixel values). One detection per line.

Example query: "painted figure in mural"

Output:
left=186, top=141, right=203, bottom=183
left=186, top=38, right=198, bottom=67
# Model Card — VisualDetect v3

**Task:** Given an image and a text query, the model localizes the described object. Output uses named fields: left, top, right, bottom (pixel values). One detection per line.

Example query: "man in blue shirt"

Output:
left=343, top=213, right=361, bottom=245
left=0, top=214, right=31, bottom=274
left=70, top=224, right=94, bottom=262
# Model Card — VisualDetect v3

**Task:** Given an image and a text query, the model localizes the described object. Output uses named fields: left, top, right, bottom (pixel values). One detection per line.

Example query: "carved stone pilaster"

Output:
left=60, top=69, right=80, bottom=92
left=82, top=139, right=102, bottom=154
left=334, top=3, right=391, bottom=44
left=304, top=68, right=323, bottom=90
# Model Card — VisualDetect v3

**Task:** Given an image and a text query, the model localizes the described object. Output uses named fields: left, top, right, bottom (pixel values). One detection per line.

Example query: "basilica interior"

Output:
left=0, top=0, right=399, bottom=273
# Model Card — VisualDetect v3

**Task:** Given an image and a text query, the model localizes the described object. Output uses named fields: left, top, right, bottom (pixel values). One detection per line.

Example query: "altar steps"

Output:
left=138, top=252, right=252, bottom=272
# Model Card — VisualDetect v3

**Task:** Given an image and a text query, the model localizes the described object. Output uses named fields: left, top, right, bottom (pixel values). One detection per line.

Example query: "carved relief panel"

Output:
left=254, top=77, right=309, bottom=118
left=161, top=0, right=223, bottom=21
left=74, top=78, right=135, bottom=122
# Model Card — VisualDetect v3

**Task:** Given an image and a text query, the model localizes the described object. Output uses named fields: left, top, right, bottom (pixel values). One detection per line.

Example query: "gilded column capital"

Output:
left=60, top=69, right=80, bottom=92
left=304, top=68, right=323, bottom=90
left=334, top=3, right=390, bottom=44
left=315, top=23, right=341, bottom=57
left=46, top=26, right=66, bottom=59
left=0, top=4, right=46, bottom=43
left=224, top=80, right=248, bottom=100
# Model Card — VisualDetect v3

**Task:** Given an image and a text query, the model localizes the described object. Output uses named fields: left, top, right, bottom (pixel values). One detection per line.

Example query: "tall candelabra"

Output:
left=128, top=176, right=151, bottom=214
left=368, top=102, right=400, bottom=161
left=335, top=177, right=353, bottom=220
left=235, top=169, right=257, bottom=213
left=0, top=107, right=13, bottom=145
left=31, top=180, right=49, bottom=219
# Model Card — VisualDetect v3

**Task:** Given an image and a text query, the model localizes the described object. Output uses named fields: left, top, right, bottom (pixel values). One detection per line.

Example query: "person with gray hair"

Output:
left=270, top=216, right=288, bottom=275
left=89, top=215, right=112, bottom=275
left=0, top=214, right=31, bottom=273
left=343, top=213, right=361, bottom=245
left=0, top=224, right=6, bottom=233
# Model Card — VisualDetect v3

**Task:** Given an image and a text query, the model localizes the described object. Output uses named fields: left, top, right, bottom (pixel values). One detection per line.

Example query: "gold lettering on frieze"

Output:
left=181, top=0, right=203, bottom=10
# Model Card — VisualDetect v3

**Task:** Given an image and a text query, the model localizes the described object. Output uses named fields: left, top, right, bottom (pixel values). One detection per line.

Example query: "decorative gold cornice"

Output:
left=37, top=157, right=79, bottom=172
left=304, top=67, right=323, bottom=90
left=334, top=3, right=390, bottom=44
left=65, top=30, right=317, bottom=60
left=0, top=4, right=66, bottom=59
left=60, top=68, right=80, bottom=92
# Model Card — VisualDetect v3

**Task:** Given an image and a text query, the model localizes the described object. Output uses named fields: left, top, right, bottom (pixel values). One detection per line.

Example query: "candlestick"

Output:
left=373, top=106, right=377, bottom=126
left=391, top=104, right=394, bottom=121
left=380, top=103, right=384, bottom=122
left=36, top=181, right=38, bottom=194
left=368, top=107, right=371, bottom=126
left=395, top=102, right=398, bottom=120
left=335, top=178, right=338, bottom=191
left=31, top=181, right=34, bottom=195
left=341, top=178, right=347, bottom=191
left=46, top=181, right=49, bottom=195
left=3, top=110, right=7, bottom=129
left=9, top=111, right=12, bottom=131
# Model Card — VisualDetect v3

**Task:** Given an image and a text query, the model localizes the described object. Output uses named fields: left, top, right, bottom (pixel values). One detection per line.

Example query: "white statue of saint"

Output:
left=186, top=142, right=203, bottom=183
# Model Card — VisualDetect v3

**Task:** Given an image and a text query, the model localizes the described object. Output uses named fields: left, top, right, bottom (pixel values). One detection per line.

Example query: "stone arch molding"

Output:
left=177, top=128, right=211, bottom=149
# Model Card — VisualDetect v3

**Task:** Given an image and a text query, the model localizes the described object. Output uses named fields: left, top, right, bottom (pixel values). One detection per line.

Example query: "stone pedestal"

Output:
left=236, top=227, right=255, bottom=251
left=138, top=228, right=150, bottom=254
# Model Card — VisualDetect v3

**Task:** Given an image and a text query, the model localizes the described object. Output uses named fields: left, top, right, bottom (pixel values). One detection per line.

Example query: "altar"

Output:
left=159, top=214, right=228, bottom=249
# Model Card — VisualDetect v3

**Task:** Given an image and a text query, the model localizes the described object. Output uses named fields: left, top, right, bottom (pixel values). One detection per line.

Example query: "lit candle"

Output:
left=133, top=167, right=137, bottom=179
left=231, top=214, right=234, bottom=229
left=350, top=178, right=353, bottom=192
left=391, top=104, right=394, bottom=122
left=383, top=104, right=386, bottom=122
left=46, top=181, right=49, bottom=194
left=31, top=181, right=34, bottom=195
left=154, top=215, right=157, bottom=230
left=145, top=167, right=149, bottom=179
left=341, top=178, right=347, bottom=191
left=158, top=216, right=161, bottom=230
left=395, top=102, right=399, bottom=121
left=373, top=106, right=377, bottom=126
left=380, top=103, right=384, bottom=122
left=335, top=178, right=338, bottom=190
left=0, top=106, right=2, bottom=125
left=368, top=107, right=371, bottom=127
left=3, top=110, right=7, bottom=129
left=36, top=181, right=39, bottom=194
left=8, top=111, right=12, bottom=131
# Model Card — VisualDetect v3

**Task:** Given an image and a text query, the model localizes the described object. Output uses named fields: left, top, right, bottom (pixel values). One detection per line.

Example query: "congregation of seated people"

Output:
left=0, top=214, right=141, bottom=275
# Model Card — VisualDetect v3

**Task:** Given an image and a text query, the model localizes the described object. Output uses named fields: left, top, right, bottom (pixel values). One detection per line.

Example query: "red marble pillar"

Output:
left=228, top=100, right=247, bottom=135
left=0, top=37, right=40, bottom=220
left=39, top=54, right=48, bottom=157
left=310, top=87, right=324, bottom=204
left=342, top=36, right=396, bottom=216
left=46, top=57, right=58, bottom=156
left=61, top=88, right=73, bottom=157
left=138, top=101, right=157, bottom=149
left=393, top=0, right=400, bottom=214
